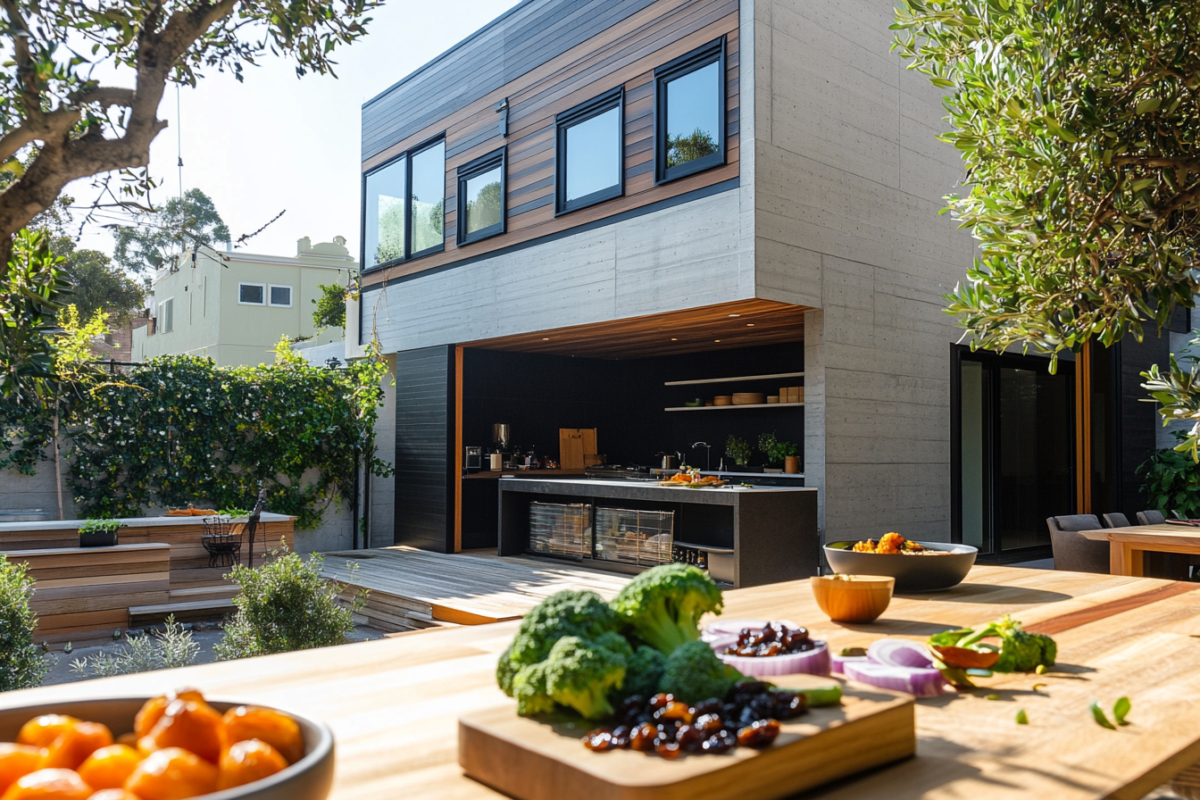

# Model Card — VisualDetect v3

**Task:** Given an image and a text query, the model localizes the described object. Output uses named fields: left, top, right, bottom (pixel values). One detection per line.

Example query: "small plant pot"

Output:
left=785, top=455, right=801, bottom=474
left=79, top=530, right=118, bottom=548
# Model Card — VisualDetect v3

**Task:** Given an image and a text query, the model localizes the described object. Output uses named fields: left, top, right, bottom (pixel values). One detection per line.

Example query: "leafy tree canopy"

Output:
left=113, top=188, right=230, bottom=273
left=312, top=282, right=351, bottom=330
left=893, top=0, right=1200, bottom=362
left=62, top=250, right=146, bottom=326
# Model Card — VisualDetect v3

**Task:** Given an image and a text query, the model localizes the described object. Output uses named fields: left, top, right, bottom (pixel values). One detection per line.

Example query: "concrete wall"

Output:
left=752, top=0, right=976, bottom=543
left=0, top=458, right=78, bottom=520
left=369, top=355, right=397, bottom=548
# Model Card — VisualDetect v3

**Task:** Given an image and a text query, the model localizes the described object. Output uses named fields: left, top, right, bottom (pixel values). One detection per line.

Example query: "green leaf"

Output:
left=1135, top=97, right=1162, bottom=114
left=1113, top=696, right=1131, bottom=726
left=1091, top=700, right=1116, bottom=730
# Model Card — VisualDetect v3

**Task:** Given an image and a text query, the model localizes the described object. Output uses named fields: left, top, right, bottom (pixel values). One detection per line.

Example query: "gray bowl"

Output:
left=0, top=697, right=334, bottom=800
left=824, top=540, right=978, bottom=592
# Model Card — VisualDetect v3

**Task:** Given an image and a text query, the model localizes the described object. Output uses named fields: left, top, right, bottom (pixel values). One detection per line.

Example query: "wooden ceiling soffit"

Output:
left=462, top=299, right=808, bottom=359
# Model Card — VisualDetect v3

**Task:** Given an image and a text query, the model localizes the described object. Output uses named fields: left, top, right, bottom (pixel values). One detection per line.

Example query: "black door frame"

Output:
left=950, top=345, right=1075, bottom=559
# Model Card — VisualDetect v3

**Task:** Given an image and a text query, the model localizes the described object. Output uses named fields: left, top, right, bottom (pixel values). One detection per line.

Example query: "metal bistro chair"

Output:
left=201, top=515, right=242, bottom=569
left=1046, top=515, right=1110, bottom=574
left=1137, top=510, right=1167, bottom=526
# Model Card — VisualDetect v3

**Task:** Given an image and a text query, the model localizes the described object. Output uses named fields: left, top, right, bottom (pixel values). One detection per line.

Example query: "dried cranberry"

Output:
left=610, top=725, right=631, bottom=748
left=772, top=692, right=806, bottom=719
left=692, top=699, right=722, bottom=717
left=702, top=729, right=737, bottom=753
left=648, top=693, right=674, bottom=710
left=629, top=722, right=657, bottom=751
left=655, top=741, right=683, bottom=759
left=737, top=719, right=781, bottom=748
left=654, top=701, right=693, bottom=724
left=583, top=728, right=616, bottom=751
left=693, top=713, right=725, bottom=734
left=676, top=724, right=705, bottom=751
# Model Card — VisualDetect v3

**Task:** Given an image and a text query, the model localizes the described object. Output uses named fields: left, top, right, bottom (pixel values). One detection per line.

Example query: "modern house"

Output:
left=356, top=0, right=1183, bottom=567
left=131, top=236, right=358, bottom=367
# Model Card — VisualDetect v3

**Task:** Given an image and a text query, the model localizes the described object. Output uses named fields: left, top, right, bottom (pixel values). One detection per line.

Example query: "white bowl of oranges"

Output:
left=0, top=688, right=334, bottom=800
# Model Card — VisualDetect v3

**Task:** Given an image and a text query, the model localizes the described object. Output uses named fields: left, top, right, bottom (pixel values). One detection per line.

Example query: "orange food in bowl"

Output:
left=221, top=707, right=304, bottom=765
left=87, top=791, right=143, bottom=800
left=132, top=691, right=205, bottom=741
left=123, top=749, right=217, bottom=800
left=76, top=747, right=139, bottom=791
left=216, top=740, right=287, bottom=790
left=137, top=702, right=222, bottom=765
left=39, top=724, right=113, bottom=771
left=0, top=746, right=43, bottom=795
left=0, top=768, right=92, bottom=800
left=16, top=718, right=79, bottom=750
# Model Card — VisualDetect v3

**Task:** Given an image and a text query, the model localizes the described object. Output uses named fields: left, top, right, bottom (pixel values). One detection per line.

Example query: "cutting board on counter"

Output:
left=558, top=428, right=597, bottom=470
left=458, top=674, right=915, bottom=800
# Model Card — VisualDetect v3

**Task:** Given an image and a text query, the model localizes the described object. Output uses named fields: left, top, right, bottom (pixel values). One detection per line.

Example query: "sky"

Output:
left=68, top=0, right=520, bottom=262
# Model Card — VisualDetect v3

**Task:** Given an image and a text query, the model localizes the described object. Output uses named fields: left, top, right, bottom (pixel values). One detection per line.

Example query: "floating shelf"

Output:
left=664, top=371, right=805, bottom=387
left=665, top=403, right=805, bottom=412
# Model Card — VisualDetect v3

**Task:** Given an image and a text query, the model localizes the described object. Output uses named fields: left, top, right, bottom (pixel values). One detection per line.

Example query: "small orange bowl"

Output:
left=811, top=574, right=894, bottom=623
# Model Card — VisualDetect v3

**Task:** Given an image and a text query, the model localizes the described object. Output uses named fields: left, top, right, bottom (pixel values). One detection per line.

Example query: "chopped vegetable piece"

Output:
left=985, top=694, right=1000, bottom=701
left=1113, top=696, right=1132, bottom=726
left=1015, top=709, right=1028, bottom=725
left=1031, top=683, right=1046, bottom=692
left=1036, top=664, right=1048, bottom=675
left=1090, top=700, right=1117, bottom=730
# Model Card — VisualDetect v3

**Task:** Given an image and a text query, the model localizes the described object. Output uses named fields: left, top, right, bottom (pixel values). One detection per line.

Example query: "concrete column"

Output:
left=803, top=308, right=826, bottom=544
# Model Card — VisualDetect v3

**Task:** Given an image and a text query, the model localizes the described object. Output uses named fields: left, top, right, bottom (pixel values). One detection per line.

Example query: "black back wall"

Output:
left=394, top=346, right=456, bottom=552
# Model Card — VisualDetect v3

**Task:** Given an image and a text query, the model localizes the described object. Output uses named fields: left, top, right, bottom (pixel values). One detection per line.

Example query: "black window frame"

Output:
left=457, top=147, right=507, bottom=246
left=360, top=133, right=446, bottom=273
left=654, top=37, right=727, bottom=185
left=555, top=87, right=625, bottom=216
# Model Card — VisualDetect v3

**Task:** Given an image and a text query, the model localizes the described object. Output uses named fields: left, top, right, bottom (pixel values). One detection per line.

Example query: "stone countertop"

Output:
left=0, top=512, right=295, bottom=533
left=498, top=476, right=814, bottom=506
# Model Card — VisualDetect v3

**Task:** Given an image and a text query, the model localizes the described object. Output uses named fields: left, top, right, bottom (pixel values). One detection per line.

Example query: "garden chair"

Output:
left=1046, top=515, right=1109, bottom=574
left=1102, top=512, right=1132, bottom=529
left=1137, top=510, right=1167, bottom=526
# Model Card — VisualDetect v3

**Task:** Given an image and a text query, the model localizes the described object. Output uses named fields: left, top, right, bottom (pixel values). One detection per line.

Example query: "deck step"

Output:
left=169, top=584, right=239, bottom=601
left=128, top=598, right=235, bottom=626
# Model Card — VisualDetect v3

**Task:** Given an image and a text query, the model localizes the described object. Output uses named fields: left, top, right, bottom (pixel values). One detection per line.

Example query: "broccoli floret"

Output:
left=610, top=564, right=724, bottom=655
left=497, top=643, right=520, bottom=697
left=942, top=616, right=1057, bottom=674
left=543, top=632, right=632, bottom=720
left=614, top=645, right=668, bottom=703
left=510, top=590, right=621, bottom=665
left=512, top=662, right=556, bottom=716
left=658, top=640, right=734, bottom=705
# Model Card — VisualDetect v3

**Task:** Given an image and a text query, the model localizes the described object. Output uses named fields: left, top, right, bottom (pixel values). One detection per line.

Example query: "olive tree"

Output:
left=893, top=0, right=1200, bottom=451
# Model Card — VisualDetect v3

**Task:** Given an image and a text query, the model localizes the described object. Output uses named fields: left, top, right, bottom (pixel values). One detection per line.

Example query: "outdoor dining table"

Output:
left=1079, top=523, right=1200, bottom=576
left=5, top=565, right=1200, bottom=800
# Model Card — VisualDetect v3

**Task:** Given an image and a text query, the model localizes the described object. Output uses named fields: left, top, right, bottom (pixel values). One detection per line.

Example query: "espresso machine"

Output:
left=492, top=423, right=511, bottom=470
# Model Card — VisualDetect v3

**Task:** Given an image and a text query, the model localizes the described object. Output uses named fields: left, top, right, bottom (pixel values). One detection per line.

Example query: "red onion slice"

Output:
left=842, top=661, right=947, bottom=697
left=831, top=653, right=869, bottom=675
left=717, top=640, right=830, bottom=677
left=867, top=639, right=934, bottom=669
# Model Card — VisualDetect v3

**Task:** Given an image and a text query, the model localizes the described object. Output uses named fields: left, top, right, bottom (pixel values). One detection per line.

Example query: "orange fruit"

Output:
left=86, top=792, right=142, bottom=800
left=17, top=718, right=79, bottom=749
left=137, top=702, right=222, bottom=765
left=220, top=707, right=304, bottom=764
left=0, top=746, right=43, bottom=795
left=123, top=749, right=217, bottom=800
left=216, top=740, right=287, bottom=790
left=39, top=724, right=114, bottom=771
left=0, top=768, right=92, bottom=800
left=76, top=747, right=139, bottom=791
left=132, top=691, right=205, bottom=741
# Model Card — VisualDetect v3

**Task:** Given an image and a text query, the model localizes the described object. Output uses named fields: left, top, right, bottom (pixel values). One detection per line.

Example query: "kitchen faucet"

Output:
left=691, top=441, right=711, bottom=471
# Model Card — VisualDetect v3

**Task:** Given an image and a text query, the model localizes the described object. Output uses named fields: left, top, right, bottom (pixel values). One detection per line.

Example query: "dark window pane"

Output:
left=269, top=286, right=292, bottom=306
left=411, top=142, right=445, bottom=254
left=565, top=107, right=620, bottom=202
left=364, top=156, right=407, bottom=267
left=665, top=61, right=720, bottom=169
left=239, top=284, right=264, bottom=305
left=465, top=167, right=503, bottom=234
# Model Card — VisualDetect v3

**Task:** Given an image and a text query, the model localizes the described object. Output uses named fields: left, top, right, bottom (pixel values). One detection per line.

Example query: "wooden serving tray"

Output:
left=458, top=674, right=915, bottom=800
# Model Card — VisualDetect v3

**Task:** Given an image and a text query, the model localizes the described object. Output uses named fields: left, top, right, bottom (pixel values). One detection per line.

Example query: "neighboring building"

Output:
left=132, top=237, right=357, bottom=367
left=355, top=0, right=1179, bottom=562
left=90, top=315, right=150, bottom=363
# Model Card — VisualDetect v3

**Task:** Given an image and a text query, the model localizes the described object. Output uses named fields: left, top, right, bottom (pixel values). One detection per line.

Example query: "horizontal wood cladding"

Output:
left=362, top=0, right=740, bottom=290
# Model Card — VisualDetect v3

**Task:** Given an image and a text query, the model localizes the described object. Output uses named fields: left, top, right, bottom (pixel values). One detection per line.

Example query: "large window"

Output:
left=654, top=38, right=726, bottom=184
left=457, top=148, right=506, bottom=246
left=556, top=88, right=624, bottom=215
left=362, top=135, right=446, bottom=270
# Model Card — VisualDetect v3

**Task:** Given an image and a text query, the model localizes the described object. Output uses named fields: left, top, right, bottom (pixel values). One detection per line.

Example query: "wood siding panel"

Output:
left=362, top=0, right=740, bottom=289
left=394, top=346, right=456, bottom=553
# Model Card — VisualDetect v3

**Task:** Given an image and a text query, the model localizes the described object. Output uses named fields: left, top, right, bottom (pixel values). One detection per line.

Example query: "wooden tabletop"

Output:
left=6, top=565, right=1200, bottom=800
left=1079, top=523, right=1200, bottom=542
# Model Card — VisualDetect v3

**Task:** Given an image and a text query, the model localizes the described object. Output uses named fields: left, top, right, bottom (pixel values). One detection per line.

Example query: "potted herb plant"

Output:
left=758, top=432, right=801, bottom=474
left=725, top=435, right=757, bottom=472
left=78, top=518, right=126, bottom=548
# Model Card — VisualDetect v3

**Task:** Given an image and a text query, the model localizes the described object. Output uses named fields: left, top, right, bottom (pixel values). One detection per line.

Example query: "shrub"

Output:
left=0, top=556, right=50, bottom=691
left=1137, top=439, right=1200, bottom=520
left=69, top=615, right=199, bottom=678
left=215, top=552, right=366, bottom=660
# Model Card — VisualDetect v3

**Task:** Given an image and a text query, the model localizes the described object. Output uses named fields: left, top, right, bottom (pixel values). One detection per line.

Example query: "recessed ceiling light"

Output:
left=728, top=314, right=741, bottom=318
left=671, top=338, right=678, bottom=341
left=542, top=337, right=550, bottom=341
left=746, top=323, right=755, bottom=327
left=714, top=339, right=721, bottom=343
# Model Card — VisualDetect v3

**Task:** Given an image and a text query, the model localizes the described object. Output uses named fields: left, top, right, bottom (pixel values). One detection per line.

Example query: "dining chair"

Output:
left=1046, top=515, right=1109, bottom=574
left=1137, top=510, right=1167, bottom=526
left=1102, top=512, right=1132, bottom=529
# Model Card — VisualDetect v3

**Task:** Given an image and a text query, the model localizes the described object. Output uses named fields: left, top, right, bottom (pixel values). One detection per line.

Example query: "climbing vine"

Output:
left=3, top=339, right=393, bottom=529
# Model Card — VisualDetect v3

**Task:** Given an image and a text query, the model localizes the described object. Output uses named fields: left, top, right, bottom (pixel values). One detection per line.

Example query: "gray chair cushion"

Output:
left=1102, top=512, right=1131, bottom=529
left=1137, top=510, right=1166, bottom=526
left=1046, top=515, right=1109, bottom=574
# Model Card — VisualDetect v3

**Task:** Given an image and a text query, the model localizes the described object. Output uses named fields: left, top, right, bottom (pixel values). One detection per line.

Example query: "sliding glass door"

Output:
left=953, top=347, right=1075, bottom=557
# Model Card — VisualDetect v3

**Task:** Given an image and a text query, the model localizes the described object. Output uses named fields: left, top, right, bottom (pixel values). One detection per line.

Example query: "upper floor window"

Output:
left=269, top=285, right=293, bottom=308
left=362, top=135, right=446, bottom=270
left=556, top=88, right=624, bottom=215
left=238, top=283, right=265, bottom=305
left=655, top=38, right=726, bottom=184
left=160, top=298, right=174, bottom=334
left=457, top=148, right=506, bottom=246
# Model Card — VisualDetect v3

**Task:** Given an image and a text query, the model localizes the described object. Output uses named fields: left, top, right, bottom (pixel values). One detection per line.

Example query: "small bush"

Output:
left=215, top=552, right=366, bottom=660
left=69, top=615, right=199, bottom=678
left=0, top=556, right=50, bottom=691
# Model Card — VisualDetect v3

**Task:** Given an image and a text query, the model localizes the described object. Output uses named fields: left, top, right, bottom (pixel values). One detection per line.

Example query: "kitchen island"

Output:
left=498, top=477, right=818, bottom=587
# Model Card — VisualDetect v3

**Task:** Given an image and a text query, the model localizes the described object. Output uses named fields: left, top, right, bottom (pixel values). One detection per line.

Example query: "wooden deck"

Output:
left=319, top=547, right=631, bottom=631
